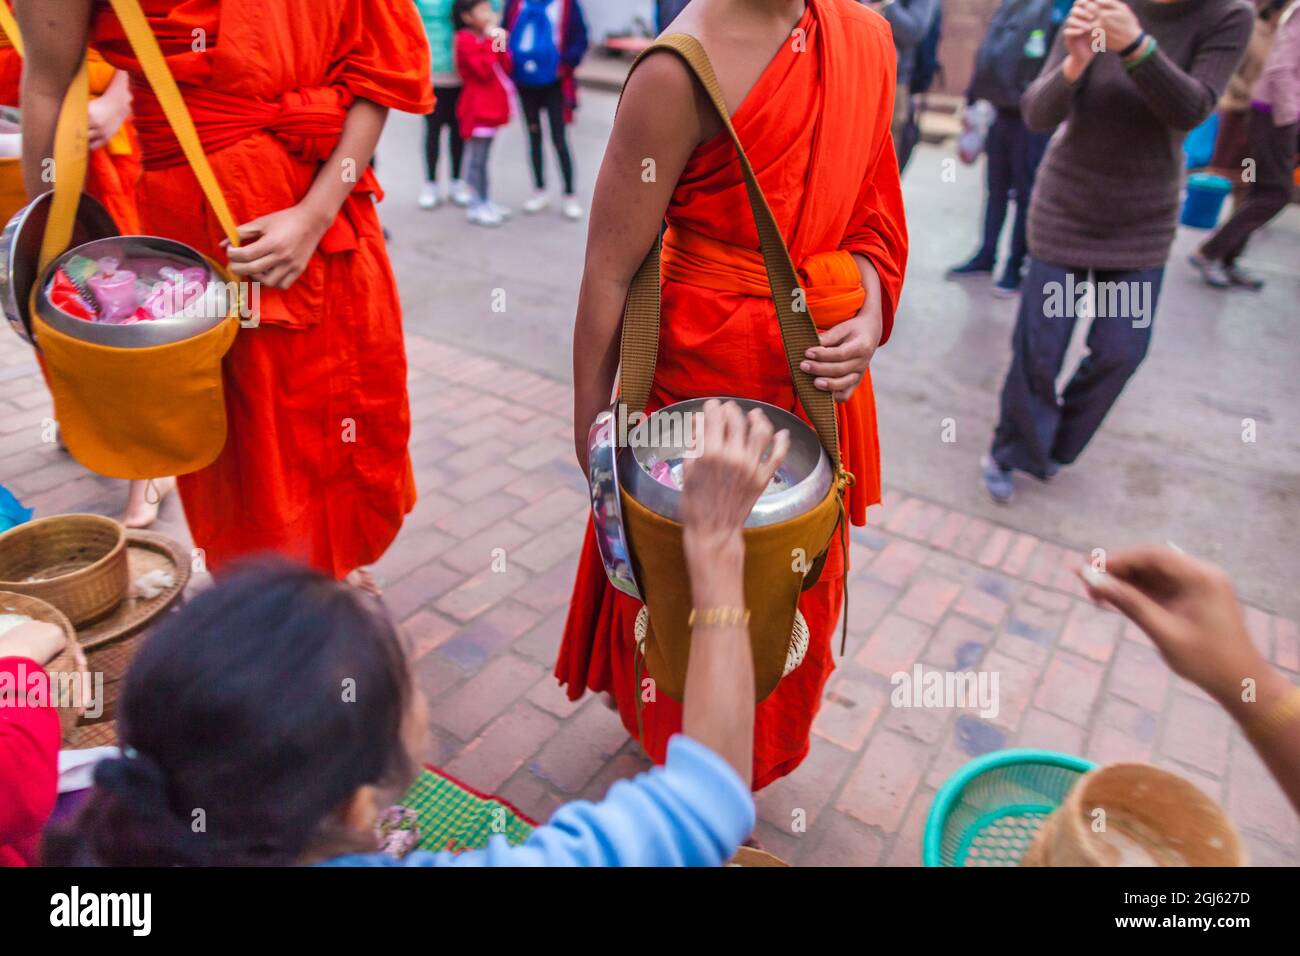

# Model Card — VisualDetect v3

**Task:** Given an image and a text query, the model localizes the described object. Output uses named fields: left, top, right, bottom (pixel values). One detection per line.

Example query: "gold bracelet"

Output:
left=1246, top=686, right=1300, bottom=741
left=688, top=607, right=751, bottom=628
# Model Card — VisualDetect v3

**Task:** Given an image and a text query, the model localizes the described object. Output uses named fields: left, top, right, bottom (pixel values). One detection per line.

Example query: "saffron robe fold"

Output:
left=557, top=0, right=908, bottom=790
left=88, top=0, right=434, bottom=576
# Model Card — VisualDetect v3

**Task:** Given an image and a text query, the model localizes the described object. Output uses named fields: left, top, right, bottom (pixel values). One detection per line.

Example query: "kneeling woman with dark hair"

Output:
left=45, top=400, right=780, bottom=868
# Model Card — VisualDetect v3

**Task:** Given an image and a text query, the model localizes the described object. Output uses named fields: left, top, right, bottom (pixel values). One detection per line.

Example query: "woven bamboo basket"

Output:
left=1021, top=763, right=1245, bottom=867
left=0, top=514, right=129, bottom=626
left=0, top=590, right=84, bottom=747
left=75, top=530, right=190, bottom=736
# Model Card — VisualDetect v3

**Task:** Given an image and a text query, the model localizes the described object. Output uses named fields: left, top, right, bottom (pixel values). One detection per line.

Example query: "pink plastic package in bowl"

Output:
left=46, top=251, right=214, bottom=325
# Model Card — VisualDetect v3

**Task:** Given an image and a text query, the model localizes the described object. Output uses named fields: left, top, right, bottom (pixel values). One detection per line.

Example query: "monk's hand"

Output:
left=224, top=205, right=332, bottom=290
left=87, top=85, right=131, bottom=153
left=800, top=310, right=881, bottom=403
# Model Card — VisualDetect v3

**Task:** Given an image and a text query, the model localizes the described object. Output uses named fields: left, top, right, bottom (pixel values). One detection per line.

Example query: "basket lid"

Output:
left=0, top=190, right=119, bottom=346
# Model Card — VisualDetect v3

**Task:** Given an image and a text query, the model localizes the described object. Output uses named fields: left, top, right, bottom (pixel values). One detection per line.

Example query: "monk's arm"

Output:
left=298, top=98, right=387, bottom=225
left=16, top=0, right=94, bottom=195
left=227, top=98, right=386, bottom=288
left=571, top=52, right=704, bottom=468
left=851, top=252, right=884, bottom=338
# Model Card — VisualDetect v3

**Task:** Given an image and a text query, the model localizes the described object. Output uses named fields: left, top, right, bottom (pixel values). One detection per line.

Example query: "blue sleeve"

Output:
left=563, top=0, right=589, bottom=67
left=325, top=736, right=755, bottom=868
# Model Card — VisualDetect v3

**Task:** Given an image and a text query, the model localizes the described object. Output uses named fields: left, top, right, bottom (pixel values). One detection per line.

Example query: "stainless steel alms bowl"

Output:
left=588, top=408, right=641, bottom=600
left=1, top=191, right=118, bottom=346
left=34, top=235, right=230, bottom=348
left=587, top=397, right=834, bottom=599
left=619, top=397, right=832, bottom=528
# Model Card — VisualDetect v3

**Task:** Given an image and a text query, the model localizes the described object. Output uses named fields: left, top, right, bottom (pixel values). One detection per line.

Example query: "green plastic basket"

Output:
left=923, top=749, right=1096, bottom=867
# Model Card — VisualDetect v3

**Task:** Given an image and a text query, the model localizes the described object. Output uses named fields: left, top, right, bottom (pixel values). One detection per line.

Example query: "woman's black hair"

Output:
left=452, top=0, right=490, bottom=32
left=43, top=559, right=414, bottom=866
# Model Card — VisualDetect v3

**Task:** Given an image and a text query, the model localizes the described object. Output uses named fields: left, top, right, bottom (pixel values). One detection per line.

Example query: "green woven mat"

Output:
left=399, top=766, right=536, bottom=854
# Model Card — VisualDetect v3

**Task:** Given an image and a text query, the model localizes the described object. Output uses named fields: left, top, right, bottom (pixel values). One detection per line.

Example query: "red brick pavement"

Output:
left=2, top=330, right=1297, bottom=866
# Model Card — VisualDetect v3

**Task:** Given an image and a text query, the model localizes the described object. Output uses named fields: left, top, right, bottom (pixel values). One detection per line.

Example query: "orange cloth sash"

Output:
left=131, top=83, right=379, bottom=254
left=662, top=223, right=866, bottom=329
left=656, top=221, right=885, bottom=532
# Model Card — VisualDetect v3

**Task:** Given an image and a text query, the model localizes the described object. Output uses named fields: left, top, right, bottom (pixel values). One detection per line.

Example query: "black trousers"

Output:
left=1202, top=111, right=1298, bottom=264
left=518, top=80, right=575, bottom=194
left=972, top=111, right=1051, bottom=276
left=425, top=84, right=464, bottom=182
left=991, top=258, right=1165, bottom=478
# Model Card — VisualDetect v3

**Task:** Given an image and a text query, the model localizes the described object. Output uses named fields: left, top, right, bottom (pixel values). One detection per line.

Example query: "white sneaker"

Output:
left=523, top=191, right=551, bottom=215
left=450, top=180, right=474, bottom=208
left=467, top=205, right=505, bottom=227
left=417, top=182, right=440, bottom=210
left=488, top=201, right=513, bottom=220
left=561, top=196, right=583, bottom=221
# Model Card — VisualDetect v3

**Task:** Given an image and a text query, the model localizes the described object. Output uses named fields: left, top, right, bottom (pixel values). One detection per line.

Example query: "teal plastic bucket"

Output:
left=1180, top=172, right=1233, bottom=229
left=923, top=748, right=1096, bottom=867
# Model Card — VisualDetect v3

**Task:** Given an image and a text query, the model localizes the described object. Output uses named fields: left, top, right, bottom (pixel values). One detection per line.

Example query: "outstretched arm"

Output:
left=343, top=401, right=784, bottom=867
left=1080, top=548, right=1300, bottom=814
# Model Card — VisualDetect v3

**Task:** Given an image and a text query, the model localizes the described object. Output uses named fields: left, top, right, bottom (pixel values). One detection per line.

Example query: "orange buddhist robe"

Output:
left=88, top=0, right=433, bottom=577
left=0, top=14, right=142, bottom=233
left=557, top=0, right=908, bottom=789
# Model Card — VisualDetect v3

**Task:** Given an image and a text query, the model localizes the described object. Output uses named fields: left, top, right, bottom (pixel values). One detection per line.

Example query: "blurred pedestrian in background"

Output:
left=865, top=0, right=941, bottom=171
left=947, top=0, right=1065, bottom=296
left=982, top=0, right=1252, bottom=504
left=1191, top=0, right=1299, bottom=290
left=1207, top=0, right=1286, bottom=210
left=415, top=0, right=491, bottom=210
left=454, top=0, right=516, bottom=227
left=504, top=0, right=589, bottom=220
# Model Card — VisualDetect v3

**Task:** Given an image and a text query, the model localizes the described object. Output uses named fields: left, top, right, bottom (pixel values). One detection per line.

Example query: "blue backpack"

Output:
left=510, top=0, right=561, bottom=87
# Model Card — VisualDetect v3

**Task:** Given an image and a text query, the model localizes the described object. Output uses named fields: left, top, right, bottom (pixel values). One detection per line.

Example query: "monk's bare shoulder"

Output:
left=618, top=48, right=710, bottom=148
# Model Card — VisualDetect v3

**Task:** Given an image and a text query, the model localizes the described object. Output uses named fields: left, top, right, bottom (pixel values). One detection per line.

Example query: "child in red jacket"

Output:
left=454, top=0, right=515, bottom=227
left=0, top=620, right=68, bottom=867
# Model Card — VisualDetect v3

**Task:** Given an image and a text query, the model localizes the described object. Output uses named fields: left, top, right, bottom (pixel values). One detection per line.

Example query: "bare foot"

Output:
left=122, top=477, right=177, bottom=529
left=346, top=568, right=383, bottom=597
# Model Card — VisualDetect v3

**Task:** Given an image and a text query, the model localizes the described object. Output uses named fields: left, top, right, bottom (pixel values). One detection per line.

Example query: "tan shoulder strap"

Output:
left=616, top=33, right=840, bottom=470
left=0, top=2, right=24, bottom=56
left=30, top=0, right=243, bottom=274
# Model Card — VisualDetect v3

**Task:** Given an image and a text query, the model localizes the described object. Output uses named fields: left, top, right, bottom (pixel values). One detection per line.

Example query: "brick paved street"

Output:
left=2, top=327, right=1296, bottom=866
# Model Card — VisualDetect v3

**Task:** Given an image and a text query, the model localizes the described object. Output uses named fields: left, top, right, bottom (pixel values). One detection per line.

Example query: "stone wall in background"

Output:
left=933, top=0, right=1000, bottom=97
left=586, top=0, right=1002, bottom=101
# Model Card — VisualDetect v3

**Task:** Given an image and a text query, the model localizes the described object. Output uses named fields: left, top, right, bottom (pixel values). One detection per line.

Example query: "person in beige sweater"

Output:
left=1192, top=0, right=1300, bottom=288
left=1211, top=0, right=1285, bottom=204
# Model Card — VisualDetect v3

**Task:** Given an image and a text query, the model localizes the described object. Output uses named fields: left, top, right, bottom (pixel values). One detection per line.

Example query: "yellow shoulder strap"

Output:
left=0, top=2, right=24, bottom=57
left=616, top=33, right=841, bottom=470
left=38, top=58, right=90, bottom=272
left=33, top=0, right=241, bottom=273
left=107, top=0, right=239, bottom=245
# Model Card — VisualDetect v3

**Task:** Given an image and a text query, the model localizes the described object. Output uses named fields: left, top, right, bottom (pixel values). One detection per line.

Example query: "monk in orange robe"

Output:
left=562, top=0, right=907, bottom=789
left=18, top=0, right=433, bottom=580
